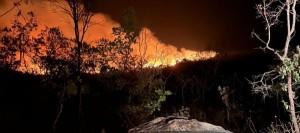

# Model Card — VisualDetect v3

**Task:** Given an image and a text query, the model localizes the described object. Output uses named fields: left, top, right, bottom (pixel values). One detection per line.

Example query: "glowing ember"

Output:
left=142, top=50, right=217, bottom=67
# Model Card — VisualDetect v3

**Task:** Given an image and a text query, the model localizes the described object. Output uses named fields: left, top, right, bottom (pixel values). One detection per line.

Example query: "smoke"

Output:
left=133, top=28, right=217, bottom=67
left=0, top=0, right=118, bottom=41
left=0, top=0, right=216, bottom=70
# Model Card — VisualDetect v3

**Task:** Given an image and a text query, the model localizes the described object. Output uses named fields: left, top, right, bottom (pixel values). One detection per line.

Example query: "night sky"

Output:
left=0, top=0, right=264, bottom=56
left=83, top=0, right=258, bottom=55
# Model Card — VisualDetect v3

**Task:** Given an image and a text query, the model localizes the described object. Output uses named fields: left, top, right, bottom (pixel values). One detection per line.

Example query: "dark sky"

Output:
left=84, top=0, right=258, bottom=55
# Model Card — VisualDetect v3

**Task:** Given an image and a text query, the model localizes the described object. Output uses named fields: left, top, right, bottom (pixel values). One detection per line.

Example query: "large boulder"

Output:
left=128, top=116, right=232, bottom=133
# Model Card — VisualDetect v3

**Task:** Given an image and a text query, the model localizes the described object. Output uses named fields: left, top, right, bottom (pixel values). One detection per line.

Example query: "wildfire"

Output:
left=142, top=50, right=217, bottom=67
left=0, top=1, right=218, bottom=73
left=133, top=28, right=217, bottom=68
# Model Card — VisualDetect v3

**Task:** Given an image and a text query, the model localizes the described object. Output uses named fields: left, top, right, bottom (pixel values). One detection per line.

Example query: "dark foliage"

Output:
left=0, top=54, right=290, bottom=133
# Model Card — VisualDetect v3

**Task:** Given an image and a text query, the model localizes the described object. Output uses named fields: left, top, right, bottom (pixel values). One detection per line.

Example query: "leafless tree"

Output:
left=135, top=28, right=149, bottom=70
left=49, top=0, right=94, bottom=131
left=250, top=0, right=299, bottom=132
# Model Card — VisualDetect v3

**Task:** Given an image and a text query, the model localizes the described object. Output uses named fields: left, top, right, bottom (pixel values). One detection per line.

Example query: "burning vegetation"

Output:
left=0, top=1, right=217, bottom=74
left=1, top=1, right=297, bottom=133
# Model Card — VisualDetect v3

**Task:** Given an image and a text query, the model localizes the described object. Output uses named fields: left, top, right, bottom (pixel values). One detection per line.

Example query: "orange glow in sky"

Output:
left=0, top=1, right=217, bottom=72
left=133, top=28, right=217, bottom=68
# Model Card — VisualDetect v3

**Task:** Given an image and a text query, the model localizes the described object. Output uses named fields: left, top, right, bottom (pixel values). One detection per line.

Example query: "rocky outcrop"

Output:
left=128, top=116, right=232, bottom=133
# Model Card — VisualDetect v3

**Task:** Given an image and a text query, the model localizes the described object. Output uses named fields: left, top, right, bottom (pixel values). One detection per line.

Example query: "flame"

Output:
left=133, top=28, right=217, bottom=68
left=0, top=1, right=217, bottom=73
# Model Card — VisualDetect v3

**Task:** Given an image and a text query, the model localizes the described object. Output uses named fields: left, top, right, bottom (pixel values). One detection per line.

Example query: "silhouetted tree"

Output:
left=0, top=11, right=37, bottom=71
left=49, top=0, right=94, bottom=131
left=0, top=0, right=30, bottom=18
left=32, top=26, right=75, bottom=130
left=135, top=28, right=150, bottom=69
left=33, top=27, right=72, bottom=77
left=81, top=42, right=98, bottom=73
left=0, top=27, right=18, bottom=70
left=96, top=8, right=138, bottom=71
left=114, top=8, right=139, bottom=71
left=95, top=38, right=117, bottom=72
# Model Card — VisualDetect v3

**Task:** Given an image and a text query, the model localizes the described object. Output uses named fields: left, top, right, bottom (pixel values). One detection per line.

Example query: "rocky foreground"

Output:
left=128, top=116, right=232, bottom=133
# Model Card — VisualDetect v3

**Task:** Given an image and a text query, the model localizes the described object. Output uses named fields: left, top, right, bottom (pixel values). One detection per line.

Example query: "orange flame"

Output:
left=133, top=28, right=217, bottom=68
left=0, top=1, right=217, bottom=73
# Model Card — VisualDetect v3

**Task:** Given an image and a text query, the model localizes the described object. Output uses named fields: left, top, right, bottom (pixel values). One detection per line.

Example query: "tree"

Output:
left=135, top=28, right=149, bottom=69
left=81, top=42, right=98, bottom=73
left=250, top=0, right=299, bottom=132
left=95, top=8, right=139, bottom=72
left=0, top=27, right=19, bottom=70
left=95, top=38, right=117, bottom=72
left=112, top=7, right=139, bottom=71
left=0, top=0, right=29, bottom=18
left=33, top=27, right=72, bottom=76
left=0, top=11, right=37, bottom=71
left=38, top=27, right=72, bottom=130
left=49, top=0, right=94, bottom=131
left=116, top=7, right=138, bottom=71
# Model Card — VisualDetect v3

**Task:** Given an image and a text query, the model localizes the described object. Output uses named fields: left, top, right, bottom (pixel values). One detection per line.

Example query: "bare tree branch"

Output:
left=48, top=0, right=94, bottom=131
left=0, top=0, right=23, bottom=17
left=252, top=0, right=300, bottom=132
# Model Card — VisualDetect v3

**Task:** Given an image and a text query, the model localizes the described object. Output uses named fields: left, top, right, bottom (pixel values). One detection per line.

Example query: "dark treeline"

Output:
left=0, top=9, right=139, bottom=74
left=0, top=4, right=291, bottom=133
left=0, top=52, right=290, bottom=133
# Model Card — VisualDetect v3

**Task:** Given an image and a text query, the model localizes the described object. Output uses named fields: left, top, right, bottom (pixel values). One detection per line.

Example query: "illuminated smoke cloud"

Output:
left=0, top=0, right=217, bottom=72
left=133, top=28, right=217, bottom=67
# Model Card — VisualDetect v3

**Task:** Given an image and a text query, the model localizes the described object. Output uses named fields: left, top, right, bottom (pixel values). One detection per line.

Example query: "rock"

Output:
left=128, top=116, right=232, bottom=133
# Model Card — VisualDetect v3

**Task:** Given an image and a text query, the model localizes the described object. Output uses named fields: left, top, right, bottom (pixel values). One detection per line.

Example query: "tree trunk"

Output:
left=287, top=73, right=299, bottom=133
left=76, top=31, right=82, bottom=133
